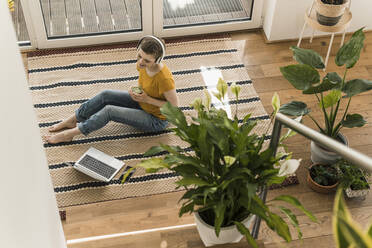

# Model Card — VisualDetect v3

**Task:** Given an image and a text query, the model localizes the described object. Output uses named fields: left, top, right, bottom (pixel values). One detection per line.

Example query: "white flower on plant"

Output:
left=278, top=159, right=302, bottom=177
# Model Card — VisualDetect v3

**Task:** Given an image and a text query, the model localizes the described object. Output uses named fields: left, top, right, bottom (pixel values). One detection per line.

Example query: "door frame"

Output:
left=20, top=0, right=153, bottom=49
left=153, top=0, right=264, bottom=38
left=17, top=0, right=264, bottom=49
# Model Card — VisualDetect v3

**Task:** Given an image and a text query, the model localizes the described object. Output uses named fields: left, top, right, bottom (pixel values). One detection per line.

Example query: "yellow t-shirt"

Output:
left=137, top=64, right=175, bottom=120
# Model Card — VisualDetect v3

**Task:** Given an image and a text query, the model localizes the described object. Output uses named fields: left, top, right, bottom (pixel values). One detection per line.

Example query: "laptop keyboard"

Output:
left=79, top=154, right=117, bottom=179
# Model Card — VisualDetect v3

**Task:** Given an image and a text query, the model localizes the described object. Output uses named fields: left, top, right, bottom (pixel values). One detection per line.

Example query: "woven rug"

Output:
left=27, top=37, right=298, bottom=209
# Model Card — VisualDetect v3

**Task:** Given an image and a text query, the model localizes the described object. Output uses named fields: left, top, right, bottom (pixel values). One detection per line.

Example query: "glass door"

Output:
left=10, top=0, right=263, bottom=49
left=20, top=0, right=152, bottom=49
left=8, top=0, right=31, bottom=47
left=153, top=0, right=264, bottom=37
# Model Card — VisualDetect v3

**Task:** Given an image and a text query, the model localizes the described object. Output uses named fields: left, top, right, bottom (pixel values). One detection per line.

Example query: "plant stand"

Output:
left=297, top=0, right=352, bottom=70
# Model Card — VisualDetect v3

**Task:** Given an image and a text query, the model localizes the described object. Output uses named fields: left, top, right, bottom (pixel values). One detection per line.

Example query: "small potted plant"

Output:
left=315, top=0, right=349, bottom=26
left=123, top=80, right=317, bottom=247
left=307, top=163, right=340, bottom=194
left=336, top=159, right=371, bottom=199
left=279, top=28, right=371, bottom=164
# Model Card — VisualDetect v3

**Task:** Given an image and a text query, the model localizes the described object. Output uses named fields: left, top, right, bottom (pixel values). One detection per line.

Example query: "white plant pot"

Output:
left=345, top=187, right=370, bottom=199
left=311, top=133, right=348, bottom=165
left=344, top=172, right=370, bottom=199
left=194, top=212, right=254, bottom=247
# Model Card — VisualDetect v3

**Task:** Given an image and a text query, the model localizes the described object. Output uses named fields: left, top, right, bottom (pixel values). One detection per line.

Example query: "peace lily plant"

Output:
left=279, top=28, right=371, bottom=140
left=123, top=79, right=316, bottom=247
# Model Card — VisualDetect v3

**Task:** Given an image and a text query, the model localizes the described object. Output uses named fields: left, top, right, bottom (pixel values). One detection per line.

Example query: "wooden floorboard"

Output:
left=55, top=30, right=372, bottom=247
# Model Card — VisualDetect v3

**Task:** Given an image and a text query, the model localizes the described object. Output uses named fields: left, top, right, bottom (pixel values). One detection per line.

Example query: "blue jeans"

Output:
left=75, top=90, right=168, bottom=135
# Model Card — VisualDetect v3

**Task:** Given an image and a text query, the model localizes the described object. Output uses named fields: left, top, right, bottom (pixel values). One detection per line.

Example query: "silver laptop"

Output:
left=73, top=147, right=125, bottom=182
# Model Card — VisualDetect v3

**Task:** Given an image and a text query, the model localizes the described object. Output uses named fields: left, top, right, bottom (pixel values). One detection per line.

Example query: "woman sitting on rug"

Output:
left=44, top=35, right=178, bottom=144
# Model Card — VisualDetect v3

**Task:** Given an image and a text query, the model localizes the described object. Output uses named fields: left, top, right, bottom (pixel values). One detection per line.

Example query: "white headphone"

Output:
left=137, top=35, right=165, bottom=64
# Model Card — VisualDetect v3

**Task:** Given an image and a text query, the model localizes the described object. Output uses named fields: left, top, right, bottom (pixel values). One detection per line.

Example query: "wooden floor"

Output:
left=21, top=30, right=372, bottom=247
left=11, top=0, right=252, bottom=40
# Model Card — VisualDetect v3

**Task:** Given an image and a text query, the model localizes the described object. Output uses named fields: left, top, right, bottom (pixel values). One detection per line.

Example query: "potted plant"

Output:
left=307, top=163, right=340, bottom=194
left=123, top=80, right=317, bottom=247
left=279, top=28, right=372, bottom=164
left=315, top=0, right=349, bottom=26
left=336, top=159, right=371, bottom=199
left=333, top=188, right=372, bottom=247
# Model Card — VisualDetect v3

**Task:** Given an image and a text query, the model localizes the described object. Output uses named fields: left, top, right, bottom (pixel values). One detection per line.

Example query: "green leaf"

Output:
left=217, top=77, right=228, bottom=99
left=279, top=101, right=310, bottom=116
left=272, top=195, right=318, bottom=223
left=319, top=90, right=342, bottom=108
left=303, top=72, right=342, bottom=94
left=280, top=64, right=320, bottom=90
left=326, top=72, right=343, bottom=85
left=203, top=187, right=217, bottom=205
left=269, top=212, right=292, bottom=242
left=230, top=82, right=241, bottom=99
left=267, top=176, right=286, bottom=186
left=338, top=217, right=372, bottom=248
left=137, top=158, right=169, bottom=173
left=175, top=177, right=210, bottom=187
left=143, top=146, right=166, bottom=156
left=271, top=92, right=280, bottom=116
left=333, top=188, right=352, bottom=248
left=336, top=28, right=365, bottom=69
left=214, top=201, right=226, bottom=237
left=234, top=221, right=258, bottom=248
left=368, top=223, right=372, bottom=238
left=224, top=156, right=236, bottom=167
left=343, top=79, right=372, bottom=97
left=290, top=46, right=325, bottom=69
left=203, top=88, right=211, bottom=109
left=179, top=202, right=194, bottom=217
left=278, top=206, right=303, bottom=240
left=161, top=102, right=188, bottom=129
left=341, top=114, right=367, bottom=128
left=190, top=97, right=203, bottom=111
left=212, top=91, right=222, bottom=101
left=120, top=167, right=135, bottom=184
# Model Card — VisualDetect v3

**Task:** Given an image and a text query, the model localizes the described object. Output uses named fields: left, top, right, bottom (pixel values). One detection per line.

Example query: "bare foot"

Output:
left=44, top=127, right=81, bottom=144
left=49, top=115, right=77, bottom=132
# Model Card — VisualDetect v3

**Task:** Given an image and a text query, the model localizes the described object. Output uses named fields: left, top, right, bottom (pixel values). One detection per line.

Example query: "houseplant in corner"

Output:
left=123, top=79, right=317, bottom=247
left=279, top=28, right=372, bottom=164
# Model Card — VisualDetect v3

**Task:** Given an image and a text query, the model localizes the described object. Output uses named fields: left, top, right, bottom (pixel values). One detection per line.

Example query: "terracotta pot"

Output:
left=307, top=163, right=339, bottom=194
left=311, top=133, right=348, bottom=165
left=194, top=211, right=254, bottom=247
left=315, top=0, right=349, bottom=26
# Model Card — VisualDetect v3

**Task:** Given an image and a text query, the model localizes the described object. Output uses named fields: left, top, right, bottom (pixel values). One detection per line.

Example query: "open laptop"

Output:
left=73, top=147, right=125, bottom=182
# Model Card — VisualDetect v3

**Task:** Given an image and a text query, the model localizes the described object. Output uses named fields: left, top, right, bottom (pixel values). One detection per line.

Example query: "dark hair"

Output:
left=138, top=37, right=165, bottom=62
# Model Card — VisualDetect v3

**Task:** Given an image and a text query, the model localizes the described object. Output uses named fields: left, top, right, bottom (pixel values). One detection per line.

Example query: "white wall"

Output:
left=0, top=2, right=66, bottom=248
left=263, top=0, right=372, bottom=41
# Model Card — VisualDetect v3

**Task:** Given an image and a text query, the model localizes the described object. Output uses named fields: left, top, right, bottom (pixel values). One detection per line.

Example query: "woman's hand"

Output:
left=129, top=88, right=150, bottom=103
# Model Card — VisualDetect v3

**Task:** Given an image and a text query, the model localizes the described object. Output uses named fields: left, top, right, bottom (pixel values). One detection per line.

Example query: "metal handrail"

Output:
left=271, top=113, right=372, bottom=172
left=252, top=112, right=372, bottom=239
